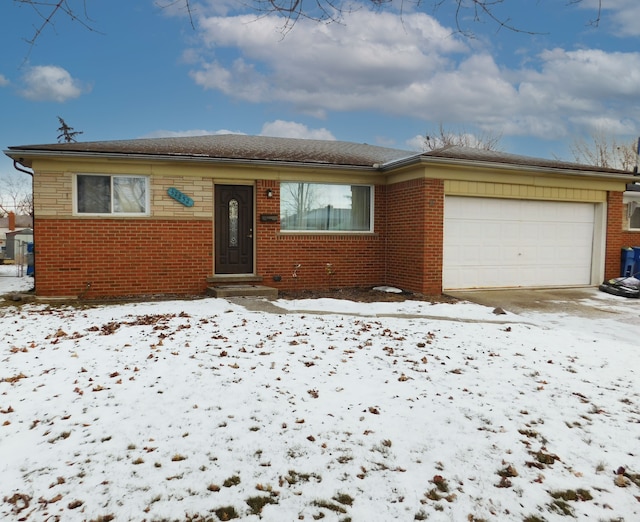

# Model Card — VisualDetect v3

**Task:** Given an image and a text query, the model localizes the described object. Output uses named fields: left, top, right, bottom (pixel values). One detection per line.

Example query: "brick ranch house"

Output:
left=4, top=134, right=640, bottom=299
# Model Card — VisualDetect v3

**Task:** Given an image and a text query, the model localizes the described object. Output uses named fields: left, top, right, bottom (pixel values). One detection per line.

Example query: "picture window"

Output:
left=280, top=182, right=373, bottom=232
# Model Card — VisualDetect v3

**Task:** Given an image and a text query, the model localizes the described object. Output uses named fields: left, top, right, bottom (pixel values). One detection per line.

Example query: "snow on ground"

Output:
left=1, top=265, right=639, bottom=521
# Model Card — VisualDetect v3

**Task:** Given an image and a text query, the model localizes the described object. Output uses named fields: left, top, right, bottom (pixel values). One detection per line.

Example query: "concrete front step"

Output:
left=207, top=284, right=278, bottom=299
left=206, top=275, right=264, bottom=284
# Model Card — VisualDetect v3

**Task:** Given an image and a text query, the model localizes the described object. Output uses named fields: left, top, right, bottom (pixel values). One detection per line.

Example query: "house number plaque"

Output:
left=167, top=187, right=194, bottom=207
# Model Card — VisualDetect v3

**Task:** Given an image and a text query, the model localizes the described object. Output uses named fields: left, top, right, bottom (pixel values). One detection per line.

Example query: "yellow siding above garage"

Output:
left=444, top=179, right=607, bottom=202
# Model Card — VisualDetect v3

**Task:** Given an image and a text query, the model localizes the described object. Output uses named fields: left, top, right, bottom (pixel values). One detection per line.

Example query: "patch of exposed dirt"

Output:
left=2, top=288, right=458, bottom=309
left=279, top=287, right=458, bottom=304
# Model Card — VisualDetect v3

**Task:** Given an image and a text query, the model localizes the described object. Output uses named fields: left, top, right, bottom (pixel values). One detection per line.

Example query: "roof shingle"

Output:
left=8, top=134, right=415, bottom=168
left=6, top=135, right=635, bottom=176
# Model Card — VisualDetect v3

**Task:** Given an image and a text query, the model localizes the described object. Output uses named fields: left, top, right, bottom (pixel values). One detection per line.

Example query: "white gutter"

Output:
left=4, top=148, right=384, bottom=172
left=381, top=153, right=636, bottom=182
left=6, top=147, right=635, bottom=181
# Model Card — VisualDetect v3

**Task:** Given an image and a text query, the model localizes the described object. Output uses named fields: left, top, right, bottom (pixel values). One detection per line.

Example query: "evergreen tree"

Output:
left=56, top=117, right=83, bottom=143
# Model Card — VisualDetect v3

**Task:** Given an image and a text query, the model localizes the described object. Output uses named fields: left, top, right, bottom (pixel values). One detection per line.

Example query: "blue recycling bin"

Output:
left=633, top=247, right=640, bottom=278
left=621, top=247, right=635, bottom=277
left=26, top=242, right=34, bottom=276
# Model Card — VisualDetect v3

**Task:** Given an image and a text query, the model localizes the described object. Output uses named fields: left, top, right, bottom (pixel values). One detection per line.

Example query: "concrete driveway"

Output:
left=446, top=286, right=640, bottom=324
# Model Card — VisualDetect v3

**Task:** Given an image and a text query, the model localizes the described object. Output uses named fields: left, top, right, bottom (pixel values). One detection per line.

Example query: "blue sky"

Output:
left=1, top=0, right=640, bottom=183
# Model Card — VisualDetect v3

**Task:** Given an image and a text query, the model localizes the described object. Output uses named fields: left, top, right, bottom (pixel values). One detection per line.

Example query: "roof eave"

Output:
left=6, top=147, right=636, bottom=182
left=4, top=148, right=381, bottom=172
left=381, top=154, right=636, bottom=181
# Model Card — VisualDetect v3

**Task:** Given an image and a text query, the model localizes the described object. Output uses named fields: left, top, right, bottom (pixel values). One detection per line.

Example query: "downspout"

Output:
left=13, top=159, right=33, bottom=178
left=12, top=160, right=35, bottom=290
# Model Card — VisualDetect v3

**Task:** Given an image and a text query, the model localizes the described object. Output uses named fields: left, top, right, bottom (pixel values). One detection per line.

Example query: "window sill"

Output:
left=72, top=213, right=151, bottom=218
left=276, top=231, right=378, bottom=239
left=279, top=230, right=374, bottom=234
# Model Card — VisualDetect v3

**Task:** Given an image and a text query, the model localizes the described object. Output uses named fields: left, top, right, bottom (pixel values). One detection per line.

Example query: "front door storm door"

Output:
left=215, top=185, right=254, bottom=274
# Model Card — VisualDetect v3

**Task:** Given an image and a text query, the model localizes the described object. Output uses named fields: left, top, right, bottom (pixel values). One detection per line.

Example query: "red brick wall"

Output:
left=37, top=180, right=636, bottom=299
left=255, top=180, right=387, bottom=290
left=385, top=178, right=444, bottom=294
left=34, top=179, right=445, bottom=298
left=605, top=192, right=640, bottom=279
left=34, top=219, right=212, bottom=298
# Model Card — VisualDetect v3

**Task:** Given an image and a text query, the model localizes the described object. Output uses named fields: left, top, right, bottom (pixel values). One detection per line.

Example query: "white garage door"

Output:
left=443, top=197, right=595, bottom=289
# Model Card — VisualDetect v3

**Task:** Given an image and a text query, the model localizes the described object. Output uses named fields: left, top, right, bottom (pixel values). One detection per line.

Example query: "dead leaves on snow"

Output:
left=3, top=492, right=31, bottom=515
left=422, top=475, right=457, bottom=503
left=83, top=313, right=192, bottom=338
left=614, top=466, right=640, bottom=489
left=1, top=372, right=27, bottom=384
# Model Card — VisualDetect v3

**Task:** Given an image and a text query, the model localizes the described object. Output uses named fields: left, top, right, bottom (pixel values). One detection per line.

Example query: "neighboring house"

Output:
left=5, top=228, right=33, bottom=261
left=4, top=135, right=640, bottom=299
left=0, top=212, right=33, bottom=260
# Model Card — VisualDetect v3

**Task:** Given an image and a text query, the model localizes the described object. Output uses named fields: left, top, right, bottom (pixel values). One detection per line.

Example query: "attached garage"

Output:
left=443, top=196, right=602, bottom=290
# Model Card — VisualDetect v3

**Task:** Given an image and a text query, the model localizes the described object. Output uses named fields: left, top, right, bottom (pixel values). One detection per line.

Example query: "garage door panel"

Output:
left=520, top=222, right=541, bottom=239
left=444, top=197, right=595, bottom=289
left=516, top=245, right=538, bottom=263
left=480, top=245, right=503, bottom=264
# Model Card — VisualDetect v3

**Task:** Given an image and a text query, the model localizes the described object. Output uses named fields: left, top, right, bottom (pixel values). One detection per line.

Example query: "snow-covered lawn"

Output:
left=1, top=266, right=639, bottom=521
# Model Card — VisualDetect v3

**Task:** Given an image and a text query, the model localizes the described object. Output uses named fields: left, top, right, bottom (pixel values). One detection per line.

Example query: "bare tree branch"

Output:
left=570, top=130, right=636, bottom=171
left=12, top=0, right=600, bottom=51
left=424, top=122, right=503, bottom=151
left=156, top=0, right=196, bottom=29
left=460, top=0, right=539, bottom=36
left=16, top=0, right=101, bottom=56
left=568, top=0, right=601, bottom=27
left=251, top=0, right=577, bottom=36
left=0, top=171, right=33, bottom=217
left=251, top=0, right=351, bottom=34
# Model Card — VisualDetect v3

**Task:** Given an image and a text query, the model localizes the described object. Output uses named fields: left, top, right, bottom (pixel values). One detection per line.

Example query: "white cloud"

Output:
left=141, top=122, right=335, bottom=141
left=535, top=48, right=640, bottom=100
left=0, top=74, right=9, bottom=87
left=186, top=3, right=640, bottom=142
left=140, top=129, right=246, bottom=138
left=609, top=3, right=640, bottom=37
left=405, top=135, right=426, bottom=151
left=374, top=135, right=401, bottom=148
left=19, top=65, right=86, bottom=102
left=190, top=58, right=269, bottom=103
left=156, top=0, right=238, bottom=21
left=578, top=0, right=640, bottom=37
left=568, top=115, right=637, bottom=136
left=199, top=0, right=240, bottom=16
left=260, top=120, right=336, bottom=140
left=191, top=8, right=466, bottom=112
left=508, top=48, right=640, bottom=137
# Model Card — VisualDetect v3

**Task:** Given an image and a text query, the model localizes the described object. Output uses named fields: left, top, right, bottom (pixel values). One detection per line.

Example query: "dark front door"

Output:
left=215, top=185, right=254, bottom=274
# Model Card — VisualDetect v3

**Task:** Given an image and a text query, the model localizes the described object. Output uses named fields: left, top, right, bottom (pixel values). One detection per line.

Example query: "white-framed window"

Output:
left=280, top=182, right=373, bottom=232
left=75, top=174, right=149, bottom=215
left=623, top=190, right=640, bottom=231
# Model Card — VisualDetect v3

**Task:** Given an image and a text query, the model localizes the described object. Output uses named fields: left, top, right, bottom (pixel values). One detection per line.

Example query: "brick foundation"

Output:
left=34, top=219, right=212, bottom=298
